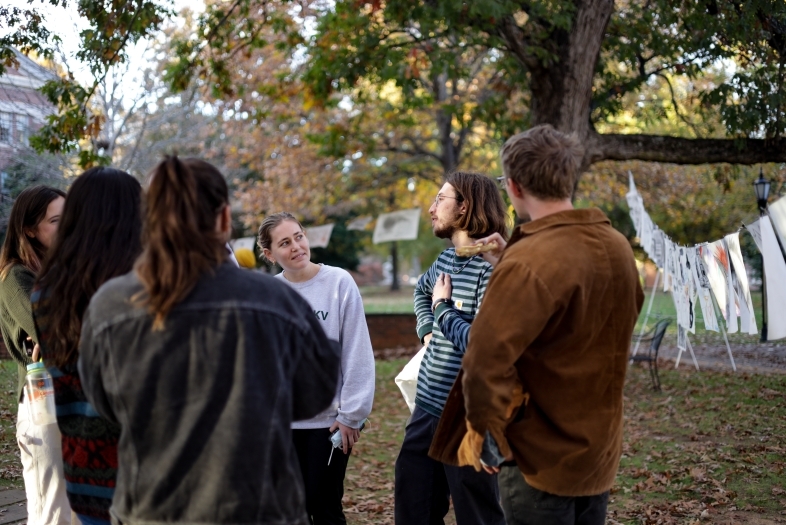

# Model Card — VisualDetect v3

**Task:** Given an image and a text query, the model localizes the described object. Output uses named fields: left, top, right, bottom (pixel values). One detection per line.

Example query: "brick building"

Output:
left=0, top=49, right=57, bottom=177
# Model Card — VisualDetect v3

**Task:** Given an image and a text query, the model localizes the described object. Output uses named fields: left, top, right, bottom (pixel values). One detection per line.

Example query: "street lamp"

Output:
left=754, top=168, right=771, bottom=212
left=753, top=167, right=770, bottom=342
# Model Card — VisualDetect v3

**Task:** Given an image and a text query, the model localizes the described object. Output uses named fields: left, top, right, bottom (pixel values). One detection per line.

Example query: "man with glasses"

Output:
left=394, top=171, right=508, bottom=525
left=431, top=125, right=644, bottom=525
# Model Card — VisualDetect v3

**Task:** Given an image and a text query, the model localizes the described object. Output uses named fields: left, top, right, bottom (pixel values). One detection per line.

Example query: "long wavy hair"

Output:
left=36, top=168, right=143, bottom=367
left=135, top=156, right=229, bottom=330
left=445, top=171, right=510, bottom=240
left=0, top=185, right=66, bottom=280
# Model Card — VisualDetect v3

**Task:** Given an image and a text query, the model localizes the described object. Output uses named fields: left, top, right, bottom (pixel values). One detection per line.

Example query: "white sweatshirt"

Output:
left=276, top=265, right=375, bottom=429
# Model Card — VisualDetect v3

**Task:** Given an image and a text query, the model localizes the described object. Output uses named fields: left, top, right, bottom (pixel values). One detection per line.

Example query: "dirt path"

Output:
left=659, top=342, right=786, bottom=374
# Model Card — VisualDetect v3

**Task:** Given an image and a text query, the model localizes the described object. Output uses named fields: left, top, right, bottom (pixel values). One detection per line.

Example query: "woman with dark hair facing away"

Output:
left=31, top=168, right=143, bottom=525
left=0, top=185, right=70, bottom=524
left=77, top=157, right=340, bottom=525
left=258, top=212, right=375, bottom=525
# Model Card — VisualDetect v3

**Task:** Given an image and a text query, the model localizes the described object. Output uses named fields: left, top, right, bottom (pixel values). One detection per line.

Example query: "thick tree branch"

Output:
left=496, top=16, right=539, bottom=71
left=588, top=132, right=786, bottom=165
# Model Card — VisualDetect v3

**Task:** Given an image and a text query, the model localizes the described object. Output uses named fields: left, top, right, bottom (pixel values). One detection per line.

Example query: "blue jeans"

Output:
left=394, top=406, right=505, bottom=525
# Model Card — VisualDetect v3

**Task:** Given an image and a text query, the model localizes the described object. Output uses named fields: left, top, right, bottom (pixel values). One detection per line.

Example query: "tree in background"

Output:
left=6, top=1, right=786, bottom=169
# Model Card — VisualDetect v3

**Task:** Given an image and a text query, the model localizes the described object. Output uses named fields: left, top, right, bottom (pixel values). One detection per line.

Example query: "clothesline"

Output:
left=626, top=172, right=786, bottom=371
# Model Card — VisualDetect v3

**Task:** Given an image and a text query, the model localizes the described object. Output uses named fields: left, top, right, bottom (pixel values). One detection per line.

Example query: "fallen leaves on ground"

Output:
left=609, top=363, right=786, bottom=524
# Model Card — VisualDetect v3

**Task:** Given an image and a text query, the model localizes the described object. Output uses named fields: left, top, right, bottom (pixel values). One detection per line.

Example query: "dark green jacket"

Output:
left=0, top=264, right=36, bottom=401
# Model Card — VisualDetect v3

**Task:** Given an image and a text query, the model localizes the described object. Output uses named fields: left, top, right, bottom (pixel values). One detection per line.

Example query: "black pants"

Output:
left=292, top=428, right=351, bottom=525
left=394, top=406, right=505, bottom=525
left=498, top=465, right=609, bottom=525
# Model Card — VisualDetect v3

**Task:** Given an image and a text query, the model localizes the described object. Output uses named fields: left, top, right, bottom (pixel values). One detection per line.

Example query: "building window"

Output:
left=0, top=113, right=11, bottom=143
left=16, top=115, right=29, bottom=146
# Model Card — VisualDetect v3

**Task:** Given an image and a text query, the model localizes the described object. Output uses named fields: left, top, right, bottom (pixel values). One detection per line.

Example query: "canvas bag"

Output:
left=394, top=346, right=426, bottom=413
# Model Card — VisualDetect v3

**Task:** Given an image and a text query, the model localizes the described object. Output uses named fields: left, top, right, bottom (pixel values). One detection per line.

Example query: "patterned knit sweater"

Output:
left=31, top=286, right=118, bottom=522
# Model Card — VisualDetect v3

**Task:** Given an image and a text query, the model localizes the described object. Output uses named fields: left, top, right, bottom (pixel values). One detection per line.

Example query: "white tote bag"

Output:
left=394, top=346, right=426, bottom=413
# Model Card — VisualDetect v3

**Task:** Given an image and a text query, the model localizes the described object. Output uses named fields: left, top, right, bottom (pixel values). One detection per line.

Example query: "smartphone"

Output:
left=23, top=339, right=35, bottom=358
left=480, top=431, right=506, bottom=468
left=328, top=419, right=367, bottom=448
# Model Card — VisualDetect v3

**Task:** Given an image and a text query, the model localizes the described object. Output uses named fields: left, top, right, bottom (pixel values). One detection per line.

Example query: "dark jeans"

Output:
left=394, top=406, right=505, bottom=525
left=292, top=428, right=351, bottom=525
left=498, top=465, right=609, bottom=525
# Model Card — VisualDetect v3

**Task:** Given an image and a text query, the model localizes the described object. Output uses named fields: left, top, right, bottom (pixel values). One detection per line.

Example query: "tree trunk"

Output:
left=390, top=240, right=400, bottom=291
left=525, top=0, right=614, bottom=143
left=433, top=71, right=458, bottom=173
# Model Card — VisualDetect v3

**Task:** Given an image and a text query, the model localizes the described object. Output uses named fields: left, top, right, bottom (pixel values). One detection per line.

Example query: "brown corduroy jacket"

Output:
left=429, top=208, right=644, bottom=497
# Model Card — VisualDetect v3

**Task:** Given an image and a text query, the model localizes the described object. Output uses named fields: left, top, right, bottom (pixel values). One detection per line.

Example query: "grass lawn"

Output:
left=0, top=360, right=22, bottom=490
left=360, top=285, right=416, bottom=314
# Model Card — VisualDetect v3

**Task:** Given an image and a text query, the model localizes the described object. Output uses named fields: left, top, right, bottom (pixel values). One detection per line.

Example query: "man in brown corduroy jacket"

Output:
left=429, top=125, right=644, bottom=525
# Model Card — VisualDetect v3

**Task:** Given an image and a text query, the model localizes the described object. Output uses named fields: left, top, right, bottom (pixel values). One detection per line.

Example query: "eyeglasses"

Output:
left=496, top=176, right=507, bottom=189
left=434, top=194, right=460, bottom=206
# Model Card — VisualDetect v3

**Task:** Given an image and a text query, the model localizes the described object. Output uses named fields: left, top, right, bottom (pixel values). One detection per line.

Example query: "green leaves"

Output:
left=595, top=0, right=786, bottom=139
left=0, top=4, right=63, bottom=75
left=163, top=0, right=302, bottom=98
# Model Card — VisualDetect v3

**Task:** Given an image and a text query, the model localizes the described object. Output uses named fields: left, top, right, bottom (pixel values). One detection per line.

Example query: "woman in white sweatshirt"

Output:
left=257, top=212, right=375, bottom=525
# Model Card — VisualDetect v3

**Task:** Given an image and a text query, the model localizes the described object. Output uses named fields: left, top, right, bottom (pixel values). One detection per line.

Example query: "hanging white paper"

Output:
left=677, top=324, right=687, bottom=351
left=663, top=238, right=676, bottom=292
left=760, top=217, right=786, bottom=340
left=746, top=220, right=763, bottom=253
left=652, top=228, right=665, bottom=268
left=626, top=173, right=644, bottom=238
left=307, top=223, right=335, bottom=248
left=725, top=232, right=757, bottom=335
left=718, top=239, right=739, bottom=333
left=373, top=209, right=421, bottom=244
left=347, top=216, right=373, bottom=231
left=767, top=195, right=786, bottom=255
left=628, top=195, right=644, bottom=238
left=640, top=212, right=654, bottom=259
left=699, top=243, right=728, bottom=326
left=691, top=247, right=719, bottom=332
left=680, top=246, right=697, bottom=333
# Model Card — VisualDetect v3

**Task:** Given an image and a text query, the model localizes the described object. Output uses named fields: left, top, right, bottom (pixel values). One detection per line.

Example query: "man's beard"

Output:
left=433, top=215, right=460, bottom=239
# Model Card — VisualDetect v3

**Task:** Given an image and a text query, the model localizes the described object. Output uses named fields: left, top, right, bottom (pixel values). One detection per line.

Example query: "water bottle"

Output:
left=25, top=362, right=57, bottom=426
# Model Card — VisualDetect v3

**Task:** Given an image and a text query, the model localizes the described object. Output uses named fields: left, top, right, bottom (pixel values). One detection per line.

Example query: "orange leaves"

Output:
left=404, top=48, right=428, bottom=80
left=85, top=113, right=104, bottom=138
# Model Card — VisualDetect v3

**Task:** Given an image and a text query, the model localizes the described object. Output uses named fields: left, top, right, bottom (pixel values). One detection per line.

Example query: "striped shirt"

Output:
left=414, top=248, right=492, bottom=417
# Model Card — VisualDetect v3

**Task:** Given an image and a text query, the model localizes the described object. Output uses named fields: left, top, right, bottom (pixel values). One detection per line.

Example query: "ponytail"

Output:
left=135, top=156, right=229, bottom=329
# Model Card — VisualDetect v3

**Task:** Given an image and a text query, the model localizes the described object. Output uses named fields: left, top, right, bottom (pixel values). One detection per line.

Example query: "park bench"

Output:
left=630, top=319, right=671, bottom=391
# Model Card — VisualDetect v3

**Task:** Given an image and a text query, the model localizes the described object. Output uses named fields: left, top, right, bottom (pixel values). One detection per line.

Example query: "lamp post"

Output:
left=753, top=168, right=770, bottom=342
